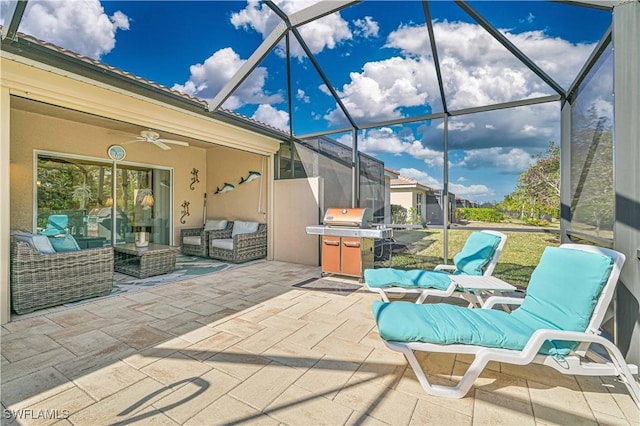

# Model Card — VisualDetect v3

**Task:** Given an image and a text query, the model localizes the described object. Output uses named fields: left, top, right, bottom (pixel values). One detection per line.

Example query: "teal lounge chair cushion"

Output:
left=510, top=246, right=613, bottom=333
left=373, top=301, right=543, bottom=351
left=372, top=246, right=615, bottom=357
left=40, top=214, right=69, bottom=237
left=453, top=232, right=502, bottom=275
left=48, top=235, right=81, bottom=252
left=364, top=268, right=452, bottom=290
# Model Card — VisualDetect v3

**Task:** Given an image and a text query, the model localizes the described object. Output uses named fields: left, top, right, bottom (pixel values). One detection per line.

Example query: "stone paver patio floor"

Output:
left=1, top=260, right=639, bottom=425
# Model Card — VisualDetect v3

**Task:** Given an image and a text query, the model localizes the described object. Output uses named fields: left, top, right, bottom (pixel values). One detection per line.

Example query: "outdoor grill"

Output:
left=306, top=208, right=393, bottom=279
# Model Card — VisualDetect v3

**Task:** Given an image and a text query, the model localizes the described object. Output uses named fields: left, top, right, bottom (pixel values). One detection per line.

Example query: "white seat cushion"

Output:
left=232, top=221, right=259, bottom=237
left=183, top=236, right=202, bottom=246
left=210, top=238, right=234, bottom=251
left=204, top=219, right=228, bottom=231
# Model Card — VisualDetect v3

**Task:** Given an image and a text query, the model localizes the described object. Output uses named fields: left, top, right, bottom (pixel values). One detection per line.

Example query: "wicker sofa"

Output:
left=180, top=221, right=233, bottom=257
left=208, top=222, right=267, bottom=263
left=10, top=239, right=114, bottom=314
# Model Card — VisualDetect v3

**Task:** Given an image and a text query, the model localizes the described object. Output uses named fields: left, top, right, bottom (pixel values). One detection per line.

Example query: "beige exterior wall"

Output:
left=0, top=56, right=280, bottom=155
left=1, top=87, right=10, bottom=323
left=391, top=188, right=429, bottom=223
left=204, top=146, right=268, bottom=224
left=10, top=108, right=207, bottom=244
left=390, top=190, right=415, bottom=212
left=272, top=178, right=323, bottom=265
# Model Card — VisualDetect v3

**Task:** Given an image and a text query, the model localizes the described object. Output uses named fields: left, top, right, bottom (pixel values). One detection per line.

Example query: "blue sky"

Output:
left=1, top=1, right=612, bottom=203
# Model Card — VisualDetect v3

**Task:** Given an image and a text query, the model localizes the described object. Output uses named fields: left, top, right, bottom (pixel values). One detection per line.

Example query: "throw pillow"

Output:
left=48, top=235, right=81, bottom=252
left=232, top=221, right=259, bottom=237
left=11, top=230, right=56, bottom=254
left=204, top=219, right=228, bottom=231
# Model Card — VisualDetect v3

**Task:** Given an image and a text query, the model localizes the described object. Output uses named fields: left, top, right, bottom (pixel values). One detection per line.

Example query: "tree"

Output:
left=500, top=142, right=560, bottom=220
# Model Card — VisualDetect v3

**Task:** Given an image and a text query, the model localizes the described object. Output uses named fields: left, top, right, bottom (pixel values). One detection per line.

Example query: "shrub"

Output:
left=407, top=207, right=421, bottom=225
left=456, top=208, right=504, bottom=223
left=524, top=217, right=550, bottom=227
left=391, top=204, right=407, bottom=224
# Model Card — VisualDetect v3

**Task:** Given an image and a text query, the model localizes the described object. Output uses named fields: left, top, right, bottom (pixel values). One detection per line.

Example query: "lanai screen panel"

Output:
left=569, top=44, right=614, bottom=241
left=427, top=1, right=554, bottom=112
left=448, top=102, right=561, bottom=217
left=468, top=1, right=611, bottom=92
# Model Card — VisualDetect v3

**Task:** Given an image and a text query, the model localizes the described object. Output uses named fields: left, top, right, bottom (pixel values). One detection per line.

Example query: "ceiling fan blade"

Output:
left=122, top=139, right=142, bottom=145
left=154, top=141, right=172, bottom=150
left=158, top=139, right=189, bottom=146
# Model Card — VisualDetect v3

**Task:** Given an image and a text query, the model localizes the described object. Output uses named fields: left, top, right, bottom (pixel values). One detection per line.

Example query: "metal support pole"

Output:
left=352, top=128, right=359, bottom=208
left=112, top=161, right=117, bottom=247
left=443, top=115, right=449, bottom=264
left=560, top=100, right=572, bottom=243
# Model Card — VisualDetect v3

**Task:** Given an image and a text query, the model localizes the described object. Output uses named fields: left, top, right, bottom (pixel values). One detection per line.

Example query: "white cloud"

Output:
left=398, top=168, right=493, bottom=198
left=519, top=12, right=536, bottom=24
left=398, top=168, right=440, bottom=187
left=325, top=20, right=593, bottom=136
left=252, top=104, right=289, bottom=131
left=450, top=182, right=495, bottom=198
left=458, top=147, right=534, bottom=173
left=172, top=47, right=283, bottom=108
left=297, top=89, right=310, bottom=103
left=324, top=56, right=434, bottom=125
left=438, top=121, right=476, bottom=132
left=355, top=128, right=444, bottom=168
left=353, top=16, right=379, bottom=38
left=231, top=0, right=352, bottom=59
left=2, top=0, right=129, bottom=59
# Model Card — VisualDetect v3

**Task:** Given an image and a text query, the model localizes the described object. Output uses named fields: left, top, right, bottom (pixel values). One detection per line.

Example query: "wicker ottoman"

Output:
left=114, top=243, right=180, bottom=278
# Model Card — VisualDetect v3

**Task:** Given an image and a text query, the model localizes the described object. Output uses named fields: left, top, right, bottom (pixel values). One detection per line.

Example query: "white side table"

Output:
left=449, top=275, right=518, bottom=307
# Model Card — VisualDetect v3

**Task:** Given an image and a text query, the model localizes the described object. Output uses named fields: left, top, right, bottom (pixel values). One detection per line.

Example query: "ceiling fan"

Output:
left=123, top=130, right=189, bottom=150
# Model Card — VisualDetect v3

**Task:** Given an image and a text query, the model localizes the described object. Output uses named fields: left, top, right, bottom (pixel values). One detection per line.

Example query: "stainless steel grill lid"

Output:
left=322, top=208, right=373, bottom=228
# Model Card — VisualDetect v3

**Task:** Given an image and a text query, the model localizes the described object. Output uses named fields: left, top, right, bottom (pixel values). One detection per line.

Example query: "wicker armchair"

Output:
left=208, top=222, right=267, bottom=263
left=180, top=221, right=233, bottom=257
left=10, top=239, right=114, bottom=314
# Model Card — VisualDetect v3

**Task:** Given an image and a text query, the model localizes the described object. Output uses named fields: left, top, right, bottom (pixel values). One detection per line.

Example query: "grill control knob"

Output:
left=342, top=209, right=348, bottom=214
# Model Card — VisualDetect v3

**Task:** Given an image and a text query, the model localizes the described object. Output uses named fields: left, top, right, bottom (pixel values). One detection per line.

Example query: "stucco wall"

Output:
left=10, top=108, right=206, bottom=244
left=272, top=177, right=323, bottom=265
left=205, top=146, right=269, bottom=224
left=390, top=190, right=415, bottom=212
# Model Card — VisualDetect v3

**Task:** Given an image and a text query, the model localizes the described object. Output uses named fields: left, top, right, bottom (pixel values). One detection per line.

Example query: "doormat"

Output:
left=292, top=277, right=362, bottom=296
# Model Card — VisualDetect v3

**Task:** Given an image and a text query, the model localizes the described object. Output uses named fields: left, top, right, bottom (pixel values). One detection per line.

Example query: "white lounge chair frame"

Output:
left=381, top=244, right=640, bottom=408
left=367, top=230, right=507, bottom=304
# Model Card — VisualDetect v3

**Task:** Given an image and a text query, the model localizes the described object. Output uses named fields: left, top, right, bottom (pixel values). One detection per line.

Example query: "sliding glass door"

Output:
left=36, top=153, right=172, bottom=248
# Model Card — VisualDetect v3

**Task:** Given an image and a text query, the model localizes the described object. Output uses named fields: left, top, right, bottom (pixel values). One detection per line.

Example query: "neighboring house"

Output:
left=389, top=176, right=431, bottom=226
left=390, top=176, right=462, bottom=226
left=455, top=196, right=479, bottom=209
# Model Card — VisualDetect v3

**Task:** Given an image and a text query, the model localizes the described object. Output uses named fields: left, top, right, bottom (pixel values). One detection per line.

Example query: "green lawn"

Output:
left=379, top=228, right=560, bottom=288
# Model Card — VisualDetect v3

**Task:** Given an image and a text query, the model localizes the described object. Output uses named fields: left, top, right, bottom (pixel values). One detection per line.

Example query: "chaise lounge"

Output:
left=365, top=230, right=507, bottom=304
left=372, top=243, right=640, bottom=407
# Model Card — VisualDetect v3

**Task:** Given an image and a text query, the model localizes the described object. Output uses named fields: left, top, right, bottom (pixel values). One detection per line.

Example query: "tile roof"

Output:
left=7, top=30, right=289, bottom=137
